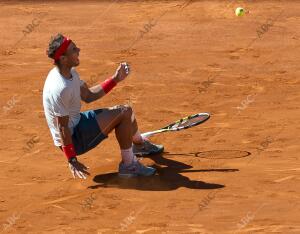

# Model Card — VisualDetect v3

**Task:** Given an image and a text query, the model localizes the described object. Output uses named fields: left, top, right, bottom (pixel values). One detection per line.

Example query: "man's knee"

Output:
left=121, top=104, right=133, bottom=120
left=123, top=105, right=135, bottom=122
left=111, top=104, right=132, bottom=120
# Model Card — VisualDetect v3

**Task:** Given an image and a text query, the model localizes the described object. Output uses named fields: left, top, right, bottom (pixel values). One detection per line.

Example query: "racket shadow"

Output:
left=142, top=152, right=242, bottom=172
left=162, top=150, right=251, bottom=159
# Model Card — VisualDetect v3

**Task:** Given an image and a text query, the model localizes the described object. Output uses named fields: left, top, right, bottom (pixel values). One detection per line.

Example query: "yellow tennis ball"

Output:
left=235, top=7, right=245, bottom=16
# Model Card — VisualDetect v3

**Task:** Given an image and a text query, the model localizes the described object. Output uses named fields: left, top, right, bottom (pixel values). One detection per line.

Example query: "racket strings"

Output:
left=174, top=115, right=208, bottom=129
left=154, top=113, right=210, bottom=135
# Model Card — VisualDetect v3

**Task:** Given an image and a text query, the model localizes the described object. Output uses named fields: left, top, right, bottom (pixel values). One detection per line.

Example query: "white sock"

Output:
left=121, top=147, right=137, bottom=165
left=132, top=130, right=144, bottom=144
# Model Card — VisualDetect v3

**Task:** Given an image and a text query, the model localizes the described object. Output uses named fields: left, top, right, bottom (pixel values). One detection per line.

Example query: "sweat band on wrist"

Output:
left=100, top=78, right=117, bottom=94
left=62, top=144, right=76, bottom=160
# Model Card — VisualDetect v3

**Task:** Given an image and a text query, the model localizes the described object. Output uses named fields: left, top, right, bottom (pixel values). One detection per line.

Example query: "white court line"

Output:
left=266, top=168, right=300, bottom=172
left=274, top=176, right=296, bottom=183
left=43, top=194, right=81, bottom=205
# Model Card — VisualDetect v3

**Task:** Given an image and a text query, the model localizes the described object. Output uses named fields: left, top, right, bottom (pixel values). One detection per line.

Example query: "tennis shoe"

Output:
left=132, top=140, right=164, bottom=156
left=118, top=160, right=156, bottom=177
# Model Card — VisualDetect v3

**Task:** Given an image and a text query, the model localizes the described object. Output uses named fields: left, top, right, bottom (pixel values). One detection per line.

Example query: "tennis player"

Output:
left=43, top=34, right=164, bottom=179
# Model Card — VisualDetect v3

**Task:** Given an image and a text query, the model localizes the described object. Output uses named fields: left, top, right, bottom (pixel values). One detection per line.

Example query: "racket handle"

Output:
left=141, top=129, right=166, bottom=138
left=141, top=132, right=155, bottom=138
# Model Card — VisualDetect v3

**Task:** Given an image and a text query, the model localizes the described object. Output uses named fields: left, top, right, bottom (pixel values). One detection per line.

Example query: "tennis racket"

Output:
left=141, top=112, right=210, bottom=138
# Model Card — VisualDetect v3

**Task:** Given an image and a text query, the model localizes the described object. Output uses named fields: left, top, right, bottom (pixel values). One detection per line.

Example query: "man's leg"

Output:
left=95, top=105, right=133, bottom=149
left=129, top=109, right=164, bottom=156
left=131, top=112, right=144, bottom=145
left=94, top=105, right=156, bottom=177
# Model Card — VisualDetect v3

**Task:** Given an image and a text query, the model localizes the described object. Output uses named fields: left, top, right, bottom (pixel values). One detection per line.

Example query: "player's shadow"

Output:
left=91, top=170, right=224, bottom=191
left=90, top=152, right=240, bottom=191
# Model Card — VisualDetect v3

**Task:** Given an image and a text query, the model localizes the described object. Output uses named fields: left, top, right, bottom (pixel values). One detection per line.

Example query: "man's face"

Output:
left=61, top=42, right=80, bottom=67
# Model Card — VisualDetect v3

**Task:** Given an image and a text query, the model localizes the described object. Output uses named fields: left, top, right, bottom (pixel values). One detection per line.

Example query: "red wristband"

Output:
left=62, top=144, right=76, bottom=160
left=100, top=78, right=117, bottom=94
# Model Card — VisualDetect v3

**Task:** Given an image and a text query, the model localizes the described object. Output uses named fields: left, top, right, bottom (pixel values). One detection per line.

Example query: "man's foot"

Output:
left=132, top=140, right=164, bottom=156
left=118, top=160, right=156, bottom=177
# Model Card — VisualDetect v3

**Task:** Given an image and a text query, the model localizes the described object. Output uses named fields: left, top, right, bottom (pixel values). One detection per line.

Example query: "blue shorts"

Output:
left=72, top=109, right=108, bottom=155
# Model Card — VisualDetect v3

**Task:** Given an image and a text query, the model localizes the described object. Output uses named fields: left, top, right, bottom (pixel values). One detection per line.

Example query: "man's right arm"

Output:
left=56, top=115, right=72, bottom=145
left=55, top=115, right=89, bottom=179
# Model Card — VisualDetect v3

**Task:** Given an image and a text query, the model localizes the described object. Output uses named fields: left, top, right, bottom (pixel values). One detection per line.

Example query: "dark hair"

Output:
left=46, top=33, right=65, bottom=65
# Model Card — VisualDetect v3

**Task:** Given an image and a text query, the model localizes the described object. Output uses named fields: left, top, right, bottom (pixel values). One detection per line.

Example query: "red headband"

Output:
left=54, top=37, right=72, bottom=61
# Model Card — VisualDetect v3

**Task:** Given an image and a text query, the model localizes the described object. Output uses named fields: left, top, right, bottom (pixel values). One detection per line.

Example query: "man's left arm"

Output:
left=80, top=62, right=130, bottom=103
left=80, top=82, right=106, bottom=103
